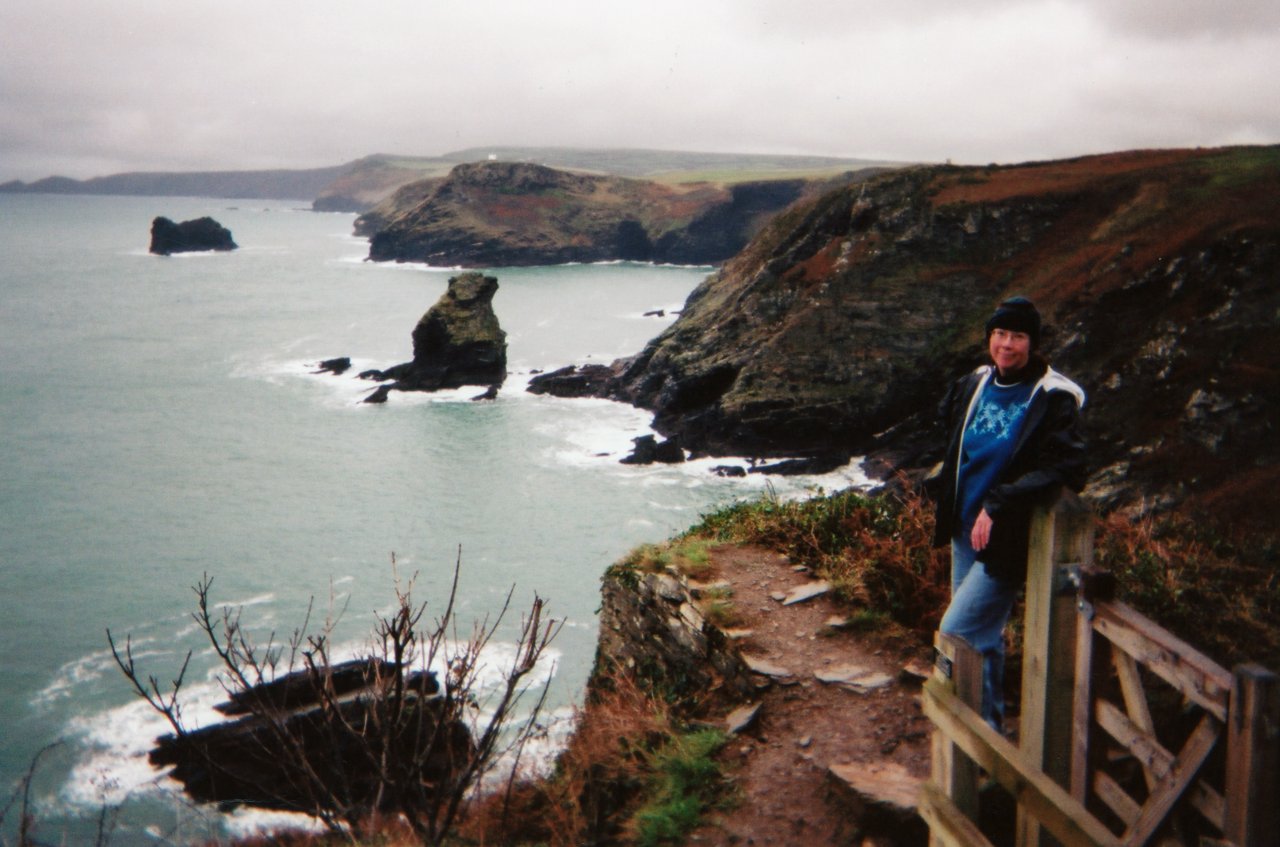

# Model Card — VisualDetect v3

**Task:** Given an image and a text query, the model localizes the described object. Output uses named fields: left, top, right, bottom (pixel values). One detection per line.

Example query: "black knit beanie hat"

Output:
left=985, top=296, right=1041, bottom=348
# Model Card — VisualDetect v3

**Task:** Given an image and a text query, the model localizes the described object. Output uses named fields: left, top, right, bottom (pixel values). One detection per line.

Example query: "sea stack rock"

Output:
left=362, top=272, right=507, bottom=400
left=149, top=216, right=237, bottom=255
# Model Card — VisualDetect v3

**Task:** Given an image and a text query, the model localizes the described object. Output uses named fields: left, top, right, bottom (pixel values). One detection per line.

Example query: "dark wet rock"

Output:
left=149, top=216, right=237, bottom=255
left=471, top=384, right=500, bottom=402
left=749, top=454, right=850, bottom=476
left=711, top=465, right=748, bottom=478
left=149, top=660, right=474, bottom=815
left=620, top=434, right=685, bottom=465
left=363, top=384, right=392, bottom=404
left=526, top=363, right=621, bottom=398
left=312, top=357, right=351, bottom=376
left=358, top=272, right=507, bottom=401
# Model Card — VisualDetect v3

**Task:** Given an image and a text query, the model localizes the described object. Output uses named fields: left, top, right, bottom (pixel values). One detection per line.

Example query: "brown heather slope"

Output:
left=571, top=145, right=1280, bottom=539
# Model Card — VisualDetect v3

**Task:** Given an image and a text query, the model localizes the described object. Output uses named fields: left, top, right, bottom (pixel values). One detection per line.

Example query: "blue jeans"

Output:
left=940, top=538, right=1019, bottom=730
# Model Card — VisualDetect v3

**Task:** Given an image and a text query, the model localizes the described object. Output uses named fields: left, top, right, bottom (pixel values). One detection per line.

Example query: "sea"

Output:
left=0, top=193, right=872, bottom=844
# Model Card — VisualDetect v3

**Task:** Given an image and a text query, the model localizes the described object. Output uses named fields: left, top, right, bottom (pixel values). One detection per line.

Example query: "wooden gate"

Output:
left=920, top=493, right=1279, bottom=847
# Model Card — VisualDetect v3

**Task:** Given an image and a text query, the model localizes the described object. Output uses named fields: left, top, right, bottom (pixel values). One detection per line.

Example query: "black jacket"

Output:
left=930, top=358, right=1087, bottom=582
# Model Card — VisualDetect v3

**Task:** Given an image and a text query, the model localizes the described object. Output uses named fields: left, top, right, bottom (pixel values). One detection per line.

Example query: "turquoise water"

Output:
left=0, top=194, right=868, bottom=843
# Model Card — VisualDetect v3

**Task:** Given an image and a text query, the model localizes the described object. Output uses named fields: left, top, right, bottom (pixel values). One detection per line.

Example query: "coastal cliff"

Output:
left=534, top=145, right=1280, bottom=534
left=362, top=161, right=865, bottom=267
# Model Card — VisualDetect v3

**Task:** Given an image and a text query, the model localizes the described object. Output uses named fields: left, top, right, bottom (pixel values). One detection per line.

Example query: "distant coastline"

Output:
left=0, top=146, right=907, bottom=211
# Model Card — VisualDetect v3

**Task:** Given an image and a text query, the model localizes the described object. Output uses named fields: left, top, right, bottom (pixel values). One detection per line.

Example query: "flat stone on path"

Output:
left=781, top=580, right=832, bottom=605
left=742, top=654, right=794, bottom=678
left=725, top=703, right=762, bottom=735
left=828, top=760, right=921, bottom=817
left=900, top=657, right=933, bottom=682
left=816, top=663, right=895, bottom=693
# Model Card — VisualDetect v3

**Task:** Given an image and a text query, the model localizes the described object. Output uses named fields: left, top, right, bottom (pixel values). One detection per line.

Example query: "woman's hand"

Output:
left=971, top=509, right=993, bottom=551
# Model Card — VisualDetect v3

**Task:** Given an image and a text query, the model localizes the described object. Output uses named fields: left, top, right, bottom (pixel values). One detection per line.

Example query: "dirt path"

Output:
left=687, top=544, right=935, bottom=846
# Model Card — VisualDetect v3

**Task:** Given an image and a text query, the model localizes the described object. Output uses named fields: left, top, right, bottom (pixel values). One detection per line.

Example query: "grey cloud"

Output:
left=0, top=0, right=1276, bottom=180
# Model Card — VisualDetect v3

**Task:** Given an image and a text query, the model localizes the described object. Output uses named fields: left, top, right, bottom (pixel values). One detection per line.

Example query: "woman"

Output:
left=931, top=296, right=1086, bottom=730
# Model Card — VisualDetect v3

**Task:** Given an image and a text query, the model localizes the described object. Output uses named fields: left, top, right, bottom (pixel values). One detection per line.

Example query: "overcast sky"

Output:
left=2, top=0, right=1277, bottom=180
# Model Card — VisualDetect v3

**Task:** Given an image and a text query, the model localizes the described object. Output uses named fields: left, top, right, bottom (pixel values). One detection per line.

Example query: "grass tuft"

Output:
left=630, top=728, right=730, bottom=847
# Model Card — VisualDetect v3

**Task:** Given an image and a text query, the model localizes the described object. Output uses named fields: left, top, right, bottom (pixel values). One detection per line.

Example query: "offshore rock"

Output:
left=150, top=660, right=475, bottom=815
left=312, top=357, right=351, bottom=376
left=619, top=434, right=685, bottom=465
left=149, top=215, right=237, bottom=255
left=362, top=272, right=507, bottom=400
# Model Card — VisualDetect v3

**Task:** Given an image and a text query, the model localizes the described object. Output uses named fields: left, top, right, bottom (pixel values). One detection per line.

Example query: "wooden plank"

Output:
left=1112, top=651, right=1156, bottom=734
left=1091, top=602, right=1231, bottom=721
left=1224, top=664, right=1280, bottom=847
left=921, top=781, right=999, bottom=847
left=1095, top=694, right=1226, bottom=830
left=1021, top=494, right=1091, bottom=847
left=1121, top=714, right=1221, bottom=847
left=932, top=632, right=983, bottom=829
left=1071, top=595, right=1100, bottom=803
left=923, top=678, right=1121, bottom=847
left=1093, top=771, right=1141, bottom=827
left=1095, top=698, right=1176, bottom=779
left=1189, top=781, right=1226, bottom=833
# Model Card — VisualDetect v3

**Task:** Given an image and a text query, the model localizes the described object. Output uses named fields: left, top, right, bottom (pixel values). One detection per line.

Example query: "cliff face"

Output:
left=570, top=146, right=1280, bottom=532
left=363, top=161, right=847, bottom=267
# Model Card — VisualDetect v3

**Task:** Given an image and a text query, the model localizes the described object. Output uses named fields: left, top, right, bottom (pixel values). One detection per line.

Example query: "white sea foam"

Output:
left=336, top=255, right=463, bottom=272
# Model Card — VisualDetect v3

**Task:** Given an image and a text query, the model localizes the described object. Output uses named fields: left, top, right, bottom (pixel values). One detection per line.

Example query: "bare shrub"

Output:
left=108, top=551, right=560, bottom=845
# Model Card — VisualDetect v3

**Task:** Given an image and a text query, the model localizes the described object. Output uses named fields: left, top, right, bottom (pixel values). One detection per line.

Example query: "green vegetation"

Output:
left=689, top=486, right=950, bottom=633
left=630, top=729, right=730, bottom=847
left=614, top=537, right=715, bottom=579
left=699, top=584, right=741, bottom=630
left=1196, top=144, right=1280, bottom=191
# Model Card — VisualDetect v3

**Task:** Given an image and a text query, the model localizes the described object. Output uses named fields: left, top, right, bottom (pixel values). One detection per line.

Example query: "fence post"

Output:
left=1225, top=663, right=1280, bottom=847
left=1017, top=491, right=1094, bottom=847
left=932, top=630, right=985, bottom=844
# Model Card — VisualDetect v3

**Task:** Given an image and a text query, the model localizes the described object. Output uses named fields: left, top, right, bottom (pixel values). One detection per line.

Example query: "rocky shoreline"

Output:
left=527, top=145, right=1280, bottom=535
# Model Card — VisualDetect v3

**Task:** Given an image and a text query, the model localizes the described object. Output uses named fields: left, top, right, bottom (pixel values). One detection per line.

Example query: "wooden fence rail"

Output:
left=920, top=492, right=1280, bottom=847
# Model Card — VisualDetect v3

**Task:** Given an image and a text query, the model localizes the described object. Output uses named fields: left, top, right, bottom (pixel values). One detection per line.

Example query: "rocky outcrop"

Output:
left=532, top=145, right=1280, bottom=535
left=149, top=216, right=237, bottom=255
left=595, top=561, right=756, bottom=703
left=620, top=434, right=685, bottom=465
left=362, top=161, right=861, bottom=267
left=150, top=660, right=474, bottom=815
left=527, top=364, right=623, bottom=398
left=359, top=272, right=507, bottom=400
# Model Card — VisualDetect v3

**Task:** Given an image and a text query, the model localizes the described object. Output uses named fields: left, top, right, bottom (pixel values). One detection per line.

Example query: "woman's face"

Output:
left=989, top=327, right=1032, bottom=375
